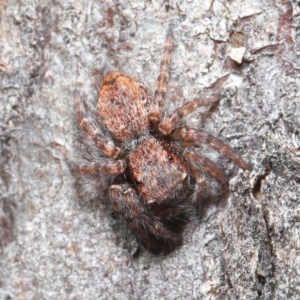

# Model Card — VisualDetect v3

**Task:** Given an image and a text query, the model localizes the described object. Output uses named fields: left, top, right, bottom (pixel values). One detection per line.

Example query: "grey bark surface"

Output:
left=1, top=1, right=300, bottom=299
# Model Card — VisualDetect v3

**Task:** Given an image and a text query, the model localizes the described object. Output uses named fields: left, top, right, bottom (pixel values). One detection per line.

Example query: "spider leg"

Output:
left=184, top=147, right=227, bottom=183
left=158, top=96, right=219, bottom=135
left=109, top=184, right=181, bottom=251
left=78, top=159, right=125, bottom=175
left=149, top=29, right=174, bottom=124
left=75, top=92, right=122, bottom=159
left=186, top=163, right=208, bottom=201
left=195, top=176, right=208, bottom=197
left=180, top=127, right=251, bottom=171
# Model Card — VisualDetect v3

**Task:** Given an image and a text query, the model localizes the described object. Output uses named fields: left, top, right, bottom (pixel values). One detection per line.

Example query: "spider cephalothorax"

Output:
left=76, top=30, right=250, bottom=253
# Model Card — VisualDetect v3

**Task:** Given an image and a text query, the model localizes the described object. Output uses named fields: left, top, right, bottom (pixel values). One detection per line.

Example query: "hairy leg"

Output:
left=78, top=159, right=125, bottom=175
left=159, top=96, right=219, bottom=135
left=179, top=127, right=251, bottom=171
left=184, top=147, right=227, bottom=183
left=75, top=92, right=122, bottom=159
left=149, top=29, right=174, bottom=124
left=109, top=184, right=181, bottom=251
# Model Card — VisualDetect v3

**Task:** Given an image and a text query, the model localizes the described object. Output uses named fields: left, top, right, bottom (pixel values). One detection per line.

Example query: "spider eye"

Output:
left=111, top=98, right=120, bottom=106
left=167, top=155, right=174, bottom=163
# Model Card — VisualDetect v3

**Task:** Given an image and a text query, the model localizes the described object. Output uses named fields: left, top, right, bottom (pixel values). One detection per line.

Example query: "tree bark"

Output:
left=1, top=1, right=299, bottom=299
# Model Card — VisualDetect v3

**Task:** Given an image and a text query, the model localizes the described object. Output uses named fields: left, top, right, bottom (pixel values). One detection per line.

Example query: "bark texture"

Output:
left=0, top=1, right=299, bottom=299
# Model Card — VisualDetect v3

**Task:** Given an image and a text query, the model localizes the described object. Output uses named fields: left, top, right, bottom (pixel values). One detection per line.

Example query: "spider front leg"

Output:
left=109, top=184, right=180, bottom=251
left=180, top=127, right=251, bottom=171
left=184, top=147, right=229, bottom=201
left=75, top=92, right=122, bottom=160
left=185, top=147, right=227, bottom=184
left=149, top=29, right=174, bottom=124
left=78, top=159, right=125, bottom=175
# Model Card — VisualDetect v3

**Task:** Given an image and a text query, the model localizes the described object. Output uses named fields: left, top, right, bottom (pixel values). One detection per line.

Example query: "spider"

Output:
left=75, top=29, right=250, bottom=254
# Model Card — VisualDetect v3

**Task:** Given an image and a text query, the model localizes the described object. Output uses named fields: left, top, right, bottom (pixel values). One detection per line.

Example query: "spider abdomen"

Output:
left=98, top=72, right=151, bottom=141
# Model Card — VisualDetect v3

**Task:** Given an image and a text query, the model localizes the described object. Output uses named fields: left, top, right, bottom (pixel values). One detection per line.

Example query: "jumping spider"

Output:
left=76, top=30, right=250, bottom=254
